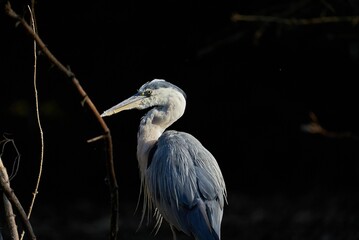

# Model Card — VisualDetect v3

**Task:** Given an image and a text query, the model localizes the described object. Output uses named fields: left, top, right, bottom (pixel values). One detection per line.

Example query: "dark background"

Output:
left=1, top=0, right=359, bottom=239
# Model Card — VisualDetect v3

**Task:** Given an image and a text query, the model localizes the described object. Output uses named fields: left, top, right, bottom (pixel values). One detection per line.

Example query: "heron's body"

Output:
left=101, top=79, right=227, bottom=240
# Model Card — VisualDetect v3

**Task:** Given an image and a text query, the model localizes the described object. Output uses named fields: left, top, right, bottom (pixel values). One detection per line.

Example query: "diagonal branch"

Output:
left=4, top=2, right=120, bottom=239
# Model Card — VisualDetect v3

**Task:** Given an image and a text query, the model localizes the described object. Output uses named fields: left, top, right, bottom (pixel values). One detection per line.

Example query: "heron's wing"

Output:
left=146, top=130, right=226, bottom=239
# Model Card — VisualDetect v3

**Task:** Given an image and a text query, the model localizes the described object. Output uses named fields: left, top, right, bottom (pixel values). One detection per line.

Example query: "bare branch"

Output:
left=231, top=14, right=359, bottom=25
left=4, top=2, right=120, bottom=239
left=301, top=112, right=359, bottom=140
left=0, top=157, right=36, bottom=240
left=1, top=156, right=19, bottom=240
left=19, top=5, right=43, bottom=240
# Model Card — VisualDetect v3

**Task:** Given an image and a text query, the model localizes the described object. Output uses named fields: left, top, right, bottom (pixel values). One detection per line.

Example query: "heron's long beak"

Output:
left=101, top=94, right=145, bottom=117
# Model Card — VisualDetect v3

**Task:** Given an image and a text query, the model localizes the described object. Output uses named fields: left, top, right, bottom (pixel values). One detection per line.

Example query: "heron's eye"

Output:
left=143, top=90, right=152, bottom=97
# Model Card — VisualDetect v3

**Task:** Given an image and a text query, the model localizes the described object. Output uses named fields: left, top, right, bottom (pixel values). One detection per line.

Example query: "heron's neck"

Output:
left=136, top=99, right=185, bottom=173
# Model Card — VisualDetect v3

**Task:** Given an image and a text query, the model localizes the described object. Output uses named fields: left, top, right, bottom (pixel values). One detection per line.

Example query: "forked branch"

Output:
left=0, top=157, right=36, bottom=240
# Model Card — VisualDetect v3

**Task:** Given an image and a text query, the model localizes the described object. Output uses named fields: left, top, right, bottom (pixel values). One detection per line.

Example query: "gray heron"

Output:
left=101, top=79, right=227, bottom=240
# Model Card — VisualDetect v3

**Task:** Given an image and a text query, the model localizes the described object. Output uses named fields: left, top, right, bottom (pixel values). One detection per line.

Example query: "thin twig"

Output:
left=1, top=157, right=19, bottom=240
left=4, top=2, right=120, bottom=239
left=19, top=5, right=43, bottom=240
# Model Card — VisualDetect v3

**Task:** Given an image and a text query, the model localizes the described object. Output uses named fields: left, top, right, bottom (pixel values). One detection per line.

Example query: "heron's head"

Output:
left=101, top=79, right=187, bottom=117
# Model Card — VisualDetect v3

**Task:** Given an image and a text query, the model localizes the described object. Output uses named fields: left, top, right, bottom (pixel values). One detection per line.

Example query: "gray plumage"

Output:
left=101, top=79, right=227, bottom=240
